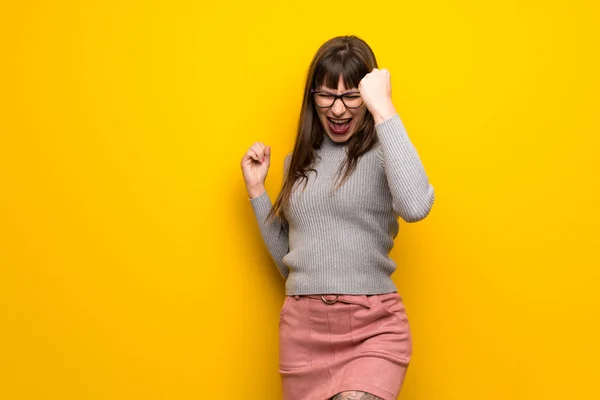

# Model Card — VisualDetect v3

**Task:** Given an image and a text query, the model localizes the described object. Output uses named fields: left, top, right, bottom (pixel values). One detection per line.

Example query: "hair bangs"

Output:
left=314, top=53, right=368, bottom=91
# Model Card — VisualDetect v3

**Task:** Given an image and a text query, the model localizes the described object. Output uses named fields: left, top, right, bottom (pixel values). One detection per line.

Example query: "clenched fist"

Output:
left=241, top=142, right=271, bottom=199
left=358, top=68, right=397, bottom=124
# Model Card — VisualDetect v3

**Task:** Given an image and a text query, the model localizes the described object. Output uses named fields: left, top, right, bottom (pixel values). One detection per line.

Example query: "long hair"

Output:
left=267, top=35, right=379, bottom=223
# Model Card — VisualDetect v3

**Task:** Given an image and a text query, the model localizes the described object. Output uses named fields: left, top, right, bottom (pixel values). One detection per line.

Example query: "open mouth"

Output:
left=327, top=117, right=352, bottom=135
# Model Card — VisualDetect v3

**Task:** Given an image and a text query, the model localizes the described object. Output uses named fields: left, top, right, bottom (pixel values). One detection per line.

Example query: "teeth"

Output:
left=329, top=118, right=351, bottom=123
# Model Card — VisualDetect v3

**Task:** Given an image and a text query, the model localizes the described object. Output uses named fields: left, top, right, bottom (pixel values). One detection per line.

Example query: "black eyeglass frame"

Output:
left=310, top=89, right=363, bottom=109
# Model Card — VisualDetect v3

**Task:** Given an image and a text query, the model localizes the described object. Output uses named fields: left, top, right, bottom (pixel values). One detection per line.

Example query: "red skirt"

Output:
left=278, top=292, right=413, bottom=400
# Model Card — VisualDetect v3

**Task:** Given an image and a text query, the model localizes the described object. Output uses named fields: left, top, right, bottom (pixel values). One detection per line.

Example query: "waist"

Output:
left=290, top=292, right=399, bottom=308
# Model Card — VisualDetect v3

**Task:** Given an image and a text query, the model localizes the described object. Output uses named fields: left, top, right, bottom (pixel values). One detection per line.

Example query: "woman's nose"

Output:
left=331, top=98, right=346, bottom=115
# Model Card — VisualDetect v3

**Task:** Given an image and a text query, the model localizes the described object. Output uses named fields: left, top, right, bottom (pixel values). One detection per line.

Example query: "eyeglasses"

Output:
left=310, top=89, right=363, bottom=109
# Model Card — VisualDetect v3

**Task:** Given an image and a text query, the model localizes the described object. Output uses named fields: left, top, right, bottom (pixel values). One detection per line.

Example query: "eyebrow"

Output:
left=316, top=89, right=361, bottom=95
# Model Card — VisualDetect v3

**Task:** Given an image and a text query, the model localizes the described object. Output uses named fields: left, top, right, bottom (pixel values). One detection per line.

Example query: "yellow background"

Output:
left=1, top=1, right=599, bottom=399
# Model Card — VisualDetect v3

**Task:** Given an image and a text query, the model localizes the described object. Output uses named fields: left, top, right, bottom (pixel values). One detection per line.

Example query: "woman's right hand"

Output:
left=241, top=142, right=271, bottom=199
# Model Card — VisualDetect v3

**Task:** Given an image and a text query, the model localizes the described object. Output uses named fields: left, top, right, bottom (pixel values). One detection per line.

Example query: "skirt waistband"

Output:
left=291, top=294, right=375, bottom=308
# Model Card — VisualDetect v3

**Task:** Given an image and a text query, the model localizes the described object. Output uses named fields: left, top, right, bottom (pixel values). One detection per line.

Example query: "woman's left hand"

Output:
left=359, top=68, right=398, bottom=124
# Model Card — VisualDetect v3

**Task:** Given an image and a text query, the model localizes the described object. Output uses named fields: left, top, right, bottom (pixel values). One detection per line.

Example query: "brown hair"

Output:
left=267, top=35, right=379, bottom=223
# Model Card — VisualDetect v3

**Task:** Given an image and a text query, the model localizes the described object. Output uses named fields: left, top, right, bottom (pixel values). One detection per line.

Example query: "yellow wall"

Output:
left=1, top=1, right=599, bottom=398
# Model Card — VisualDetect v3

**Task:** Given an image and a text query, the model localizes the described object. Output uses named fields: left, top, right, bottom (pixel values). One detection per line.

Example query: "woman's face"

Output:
left=314, top=75, right=367, bottom=144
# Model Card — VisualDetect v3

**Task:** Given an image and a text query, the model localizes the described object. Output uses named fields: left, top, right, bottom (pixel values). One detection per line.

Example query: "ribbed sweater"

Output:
left=249, top=114, right=435, bottom=295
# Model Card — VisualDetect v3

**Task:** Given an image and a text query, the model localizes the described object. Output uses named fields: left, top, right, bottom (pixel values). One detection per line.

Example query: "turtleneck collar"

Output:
left=321, top=133, right=348, bottom=150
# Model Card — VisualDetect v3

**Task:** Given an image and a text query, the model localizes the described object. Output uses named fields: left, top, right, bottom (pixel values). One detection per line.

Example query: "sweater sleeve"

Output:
left=375, top=114, right=435, bottom=222
left=248, top=154, right=292, bottom=279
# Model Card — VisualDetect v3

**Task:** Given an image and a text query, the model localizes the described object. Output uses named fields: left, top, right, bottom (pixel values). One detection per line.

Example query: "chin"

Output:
left=329, top=133, right=353, bottom=143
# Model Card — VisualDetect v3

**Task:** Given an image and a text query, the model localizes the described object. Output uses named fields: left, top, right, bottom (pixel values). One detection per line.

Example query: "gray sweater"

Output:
left=250, top=114, right=435, bottom=295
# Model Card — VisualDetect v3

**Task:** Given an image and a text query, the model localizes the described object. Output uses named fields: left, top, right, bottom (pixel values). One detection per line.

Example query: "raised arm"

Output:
left=375, top=114, right=435, bottom=222
left=359, top=68, right=435, bottom=222
left=247, top=154, right=292, bottom=279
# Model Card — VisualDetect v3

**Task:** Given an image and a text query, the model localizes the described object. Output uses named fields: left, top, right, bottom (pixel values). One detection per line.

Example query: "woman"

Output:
left=240, top=35, right=435, bottom=400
